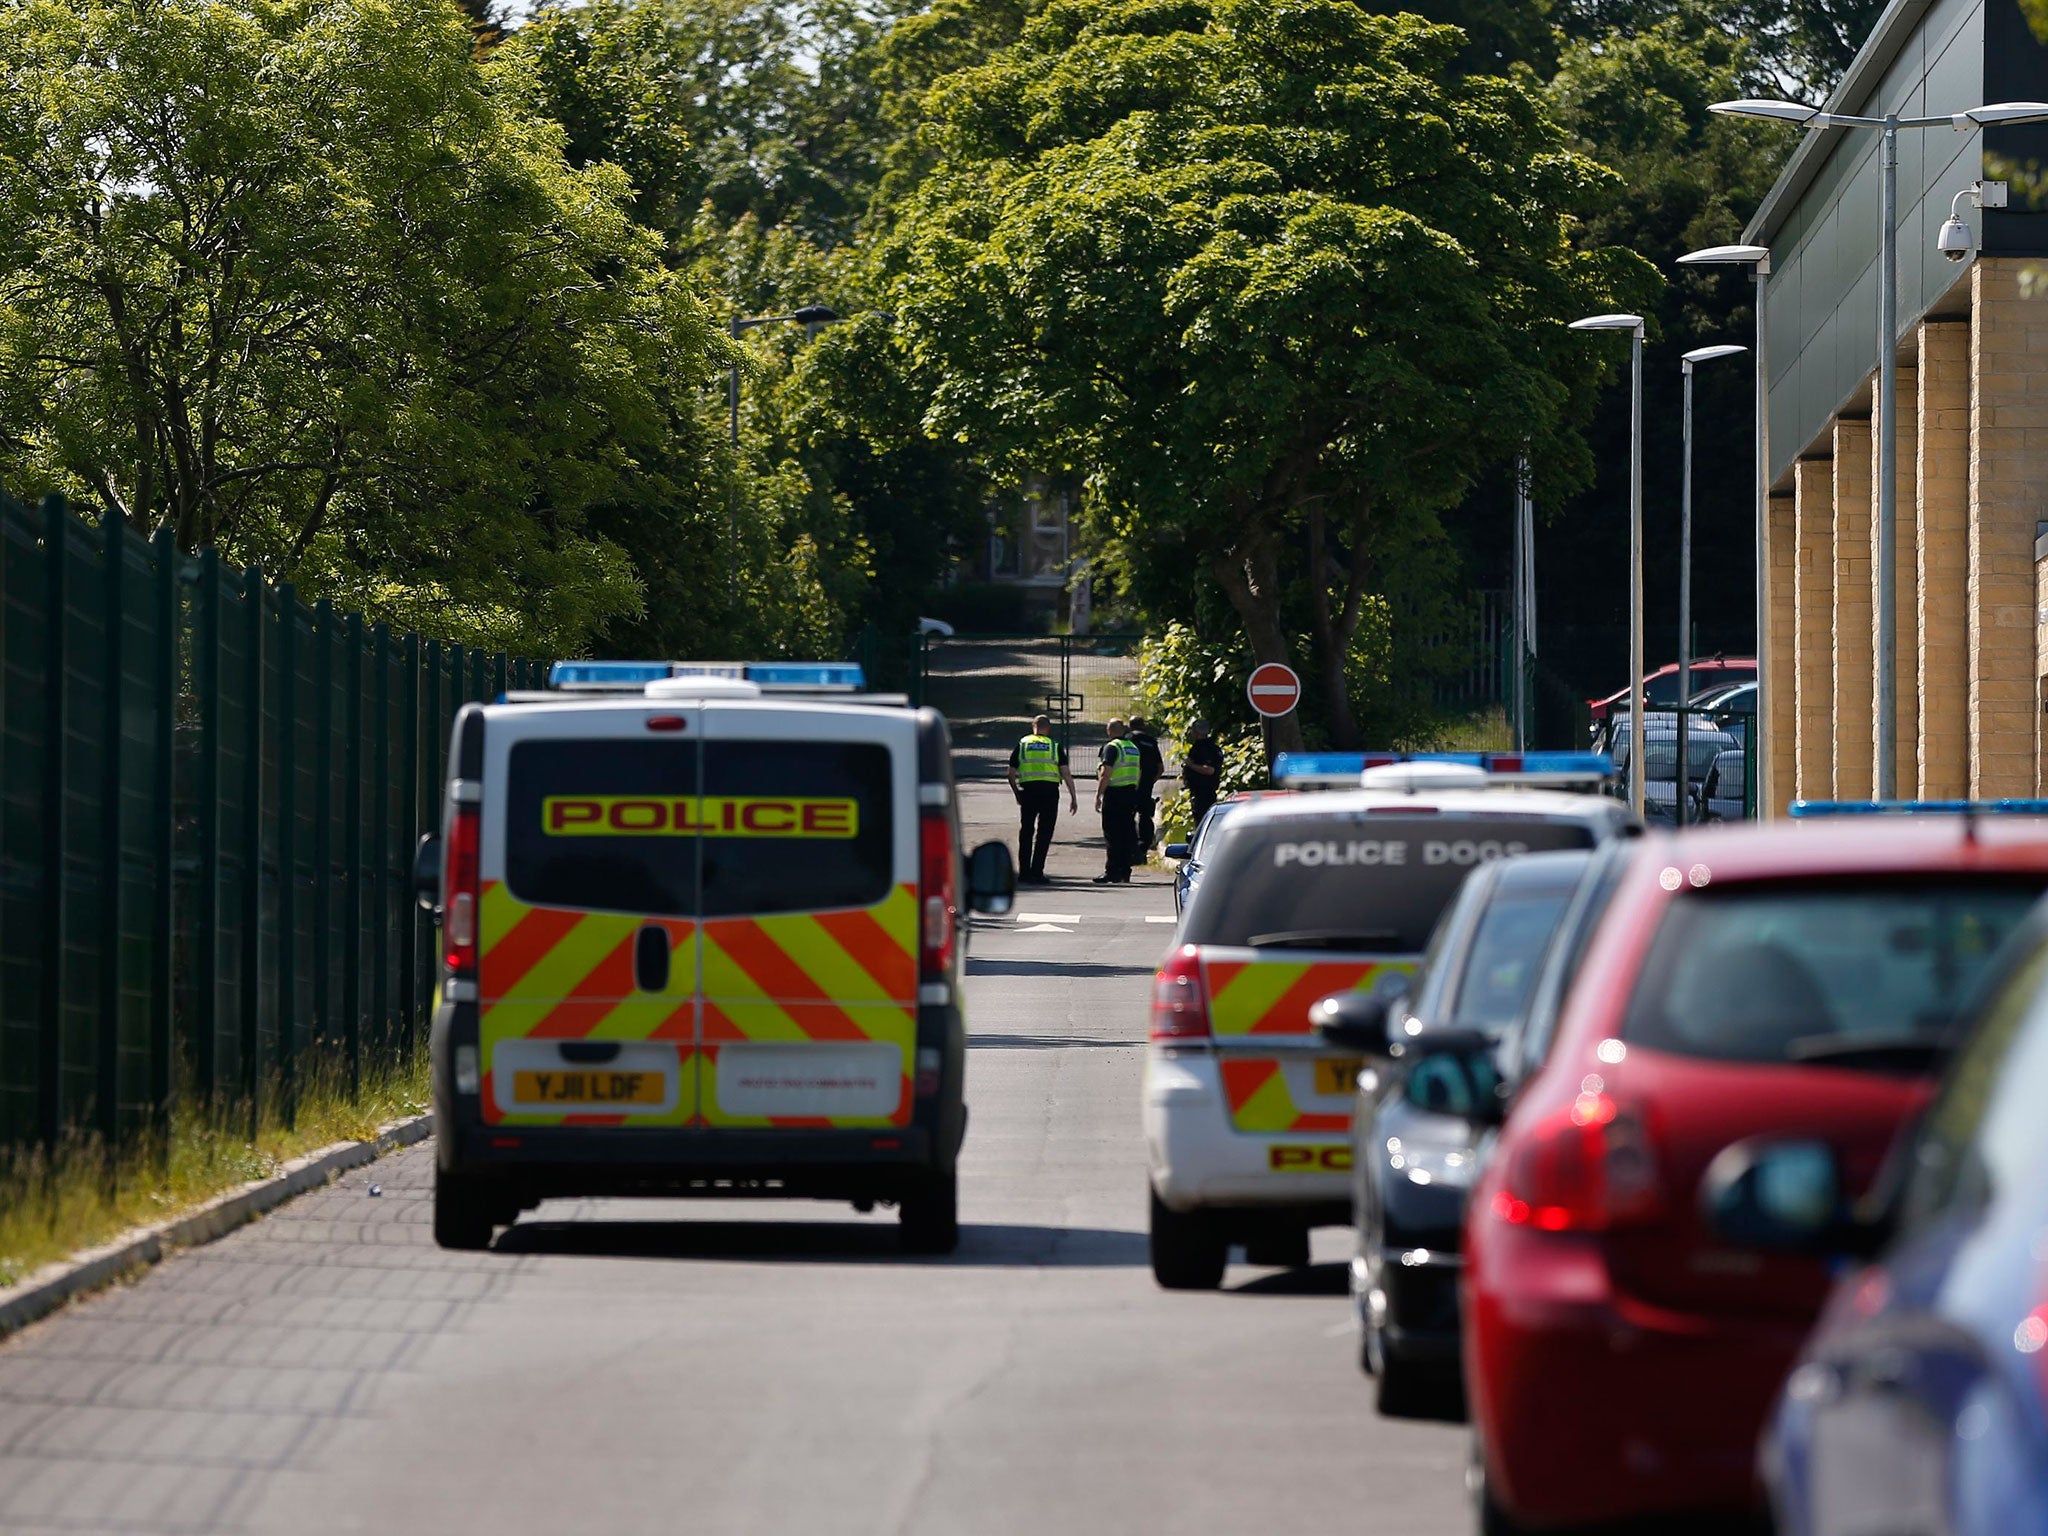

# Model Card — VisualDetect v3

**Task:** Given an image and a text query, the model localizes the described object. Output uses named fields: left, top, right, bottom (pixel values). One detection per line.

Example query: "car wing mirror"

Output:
left=1312, top=990, right=1397, bottom=1055
left=1701, top=1137, right=1880, bottom=1256
left=965, top=840, right=1017, bottom=916
left=1390, top=1027, right=1505, bottom=1125
left=1164, top=843, right=1190, bottom=861
left=413, top=833, right=443, bottom=917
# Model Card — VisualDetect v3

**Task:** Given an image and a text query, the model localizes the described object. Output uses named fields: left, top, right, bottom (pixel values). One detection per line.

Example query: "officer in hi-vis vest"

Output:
left=1006, top=714, right=1076, bottom=886
left=1094, top=717, right=1142, bottom=885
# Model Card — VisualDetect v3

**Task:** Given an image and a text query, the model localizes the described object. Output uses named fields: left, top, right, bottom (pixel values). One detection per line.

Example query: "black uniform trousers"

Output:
left=1187, top=789, right=1217, bottom=831
left=1017, top=784, right=1060, bottom=878
left=1136, top=777, right=1159, bottom=850
left=1100, top=785, right=1140, bottom=881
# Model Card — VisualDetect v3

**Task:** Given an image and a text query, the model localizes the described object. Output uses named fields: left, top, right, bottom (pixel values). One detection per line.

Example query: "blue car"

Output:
left=1163, top=796, right=1256, bottom=916
left=1716, top=896, right=2048, bottom=1536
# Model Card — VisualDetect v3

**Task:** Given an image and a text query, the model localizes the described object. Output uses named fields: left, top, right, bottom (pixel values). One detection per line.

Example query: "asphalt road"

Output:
left=0, top=785, right=1472, bottom=1536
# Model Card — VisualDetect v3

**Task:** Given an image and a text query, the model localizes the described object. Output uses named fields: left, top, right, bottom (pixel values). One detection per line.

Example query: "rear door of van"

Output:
left=479, top=705, right=703, bottom=1128
left=696, top=702, right=921, bottom=1130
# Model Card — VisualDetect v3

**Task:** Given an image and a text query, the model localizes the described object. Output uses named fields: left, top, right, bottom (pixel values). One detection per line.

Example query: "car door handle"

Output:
left=634, top=924, right=672, bottom=993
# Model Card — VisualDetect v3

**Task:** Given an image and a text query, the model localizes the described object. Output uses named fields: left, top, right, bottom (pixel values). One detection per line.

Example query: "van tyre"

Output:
left=433, top=1171, right=496, bottom=1252
left=1374, top=1346, right=1447, bottom=1420
left=899, top=1173, right=959, bottom=1255
left=1149, top=1189, right=1227, bottom=1290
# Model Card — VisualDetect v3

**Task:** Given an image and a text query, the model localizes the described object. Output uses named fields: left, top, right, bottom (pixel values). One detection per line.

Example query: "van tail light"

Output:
left=1490, top=1092, right=1661, bottom=1232
left=919, top=808, right=957, bottom=978
left=1150, top=945, right=1212, bottom=1042
left=444, top=804, right=482, bottom=976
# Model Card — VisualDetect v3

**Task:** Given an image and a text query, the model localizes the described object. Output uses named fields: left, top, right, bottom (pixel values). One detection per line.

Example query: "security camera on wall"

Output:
left=1938, top=216, right=1975, bottom=263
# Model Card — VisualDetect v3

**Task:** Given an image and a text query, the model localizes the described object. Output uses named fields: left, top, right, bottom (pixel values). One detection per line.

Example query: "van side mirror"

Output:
left=1701, top=1138, right=1881, bottom=1255
left=1312, top=991, right=1394, bottom=1055
left=414, top=833, right=443, bottom=917
left=965, top=840, right=1016, bottom=915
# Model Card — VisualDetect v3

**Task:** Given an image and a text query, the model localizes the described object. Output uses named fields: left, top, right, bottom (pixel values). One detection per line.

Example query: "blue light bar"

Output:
left=548, top=660, right=867, bottom=691
left=1791, top=799, right=2048, bottom=818
left=1272, top=750, right=1616, bottom=785
left=1272, top=752, right=1369, bottom=782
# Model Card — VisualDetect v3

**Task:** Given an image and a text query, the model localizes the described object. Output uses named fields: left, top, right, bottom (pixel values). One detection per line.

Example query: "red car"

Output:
left=1585, top=658, right=1755, bottom=723
left=1460, top=817, right=2048, bottom=1532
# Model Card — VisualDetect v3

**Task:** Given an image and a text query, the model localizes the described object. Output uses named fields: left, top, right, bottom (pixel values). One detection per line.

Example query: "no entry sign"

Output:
left=1246, top=663, right=1302, bottom=718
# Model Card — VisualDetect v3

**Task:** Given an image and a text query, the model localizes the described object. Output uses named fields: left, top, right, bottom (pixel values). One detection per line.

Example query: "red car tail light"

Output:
left=1150, top=945, right=1212, bottom=1042
left=919, top=808, right=958, bottom=978
left=444, top=803, right=482, bottom=977
left=1492, top=1094, right=1662, bottom=1232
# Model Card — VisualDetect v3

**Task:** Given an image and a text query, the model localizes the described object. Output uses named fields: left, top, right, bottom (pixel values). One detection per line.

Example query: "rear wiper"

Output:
left=1785, top=1034, right=1949, bottom=1071
left=1246, top=929, right=1400, bottom=951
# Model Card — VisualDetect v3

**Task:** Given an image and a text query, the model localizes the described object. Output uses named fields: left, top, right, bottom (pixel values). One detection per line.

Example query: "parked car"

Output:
left=1608, top=723, right=1740, bottom=825
left=1450, top=816, right=2048, bottom=1533
left=1162, top=793, right=1292, bottom=917
left=1587, top=658, right=1756, bottom=725
left=1327, top=848, right=1606, bottom=1418
left=1738, top=890, right=2048, bottom=1536
left=1699, top=747, right=1748, bottom=822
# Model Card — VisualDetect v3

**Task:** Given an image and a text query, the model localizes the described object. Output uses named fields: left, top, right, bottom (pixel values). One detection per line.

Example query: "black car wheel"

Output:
left=1148, top=1188, right=1227, bottom=1290
left=899, top=1172, right=960, bottom=1255
left=433, top=1170, right=496, bottom=1252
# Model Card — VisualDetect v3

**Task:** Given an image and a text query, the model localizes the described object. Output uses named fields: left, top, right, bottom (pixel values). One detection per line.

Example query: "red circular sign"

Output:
left=1246, top=663, right=1302, bottom=718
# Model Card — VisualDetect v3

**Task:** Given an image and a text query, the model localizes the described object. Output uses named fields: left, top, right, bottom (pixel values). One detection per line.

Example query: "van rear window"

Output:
left=504, top=740, right=894, bottom=917
left=1181, top=816, right=1597, bottom=953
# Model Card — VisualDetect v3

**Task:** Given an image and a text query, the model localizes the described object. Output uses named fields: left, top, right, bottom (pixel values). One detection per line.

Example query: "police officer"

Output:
left=1006, top=714, right=1076, bottom=885
left=1182, top=718, right=1223, bottom=828
left=1093, top=717, right=1142, bottom=885
left=1128, top=714, right=1164, bottom=850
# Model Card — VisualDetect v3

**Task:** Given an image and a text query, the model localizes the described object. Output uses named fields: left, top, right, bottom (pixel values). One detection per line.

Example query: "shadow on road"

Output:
left=1227, top=1262, right=1349, bottom=1298
left=493, top=1218, right=1150, bottom=1268
left=966, top=959, right=1156, bottom=979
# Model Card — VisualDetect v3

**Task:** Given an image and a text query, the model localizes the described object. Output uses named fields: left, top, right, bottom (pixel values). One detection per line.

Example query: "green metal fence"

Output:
left=0, top=490, right=546, bottom=1157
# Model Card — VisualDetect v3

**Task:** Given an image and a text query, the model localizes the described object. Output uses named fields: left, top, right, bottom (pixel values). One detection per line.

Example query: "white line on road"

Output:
left=1017, top=923, right=1075, bottom=934
left=1013, top=912, right=1081, bottom=925
left=1145, top=915, right=1177, bottom=924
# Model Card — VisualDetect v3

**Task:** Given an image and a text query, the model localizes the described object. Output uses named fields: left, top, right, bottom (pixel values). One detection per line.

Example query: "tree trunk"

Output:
left=1211, top=522, right=1305, bottom=756
left=1306, top=497, right=1376, bottom=750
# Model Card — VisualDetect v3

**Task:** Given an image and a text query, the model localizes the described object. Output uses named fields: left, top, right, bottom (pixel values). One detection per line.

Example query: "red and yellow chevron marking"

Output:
left=1219, top=1057, right=1352, bottom=1135
left=1201, top=956, right=1413, bottom=1037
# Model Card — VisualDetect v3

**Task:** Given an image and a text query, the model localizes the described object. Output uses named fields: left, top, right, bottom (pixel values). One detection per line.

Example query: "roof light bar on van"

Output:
left=1790, top=799, right=2048, bottom=817
left=1272, top=750, right=1616, bottom=789
left=546, top=660, right=867, bottom=692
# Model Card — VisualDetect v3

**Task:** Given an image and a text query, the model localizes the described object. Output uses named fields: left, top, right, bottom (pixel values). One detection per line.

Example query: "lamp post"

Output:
left=1677, top=245, right=1772, bottom=817
left=1570, top=312, right=1647, bottom=817
left=1708, top=98, right=2048, bottom=800
left=729, top=304, right=843, bottom=445
left=1677, top=344, right=1749, bottom=825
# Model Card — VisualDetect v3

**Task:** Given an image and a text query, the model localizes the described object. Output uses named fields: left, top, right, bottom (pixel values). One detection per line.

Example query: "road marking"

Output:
left=1013, top=912, right=1080, bottom=925
left=1017, top=923, right=1075, bottom=934
left=1145, top=915, right=1176, bottom=924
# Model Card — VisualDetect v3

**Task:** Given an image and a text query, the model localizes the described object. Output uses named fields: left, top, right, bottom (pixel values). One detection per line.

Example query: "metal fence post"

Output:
left=149, top=527, right=177, bottom=1150
left=38, top=495, right=68, bottom=1147
left=239, top=571, right=263, bottom=1141
left=370, top=622, right=390, bottom=1068
left=311, top=600, right=333, bottom=1073
left=96, top=509, right=124, bottom=1155
left=194, top=550, right=221, bottom=1107
left=275, top=585, right=298, bottom=1128
left=399, top=632, right=420, bottom=1049
left=341, top=612, right=363, bottom=1101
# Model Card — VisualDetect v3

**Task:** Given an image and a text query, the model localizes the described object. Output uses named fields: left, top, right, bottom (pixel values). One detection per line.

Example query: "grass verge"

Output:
left=0, top=1052, right=429, bottom=1289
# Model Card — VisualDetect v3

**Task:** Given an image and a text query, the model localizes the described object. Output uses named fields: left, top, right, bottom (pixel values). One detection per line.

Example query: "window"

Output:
left=1448, top=890, right=1576, bottom=1030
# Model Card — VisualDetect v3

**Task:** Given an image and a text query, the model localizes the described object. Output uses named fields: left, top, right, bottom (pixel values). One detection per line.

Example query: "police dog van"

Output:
left=414, top=661, right=1014, bottom=1253
left=1145, top=753, right=1634, bottom=1288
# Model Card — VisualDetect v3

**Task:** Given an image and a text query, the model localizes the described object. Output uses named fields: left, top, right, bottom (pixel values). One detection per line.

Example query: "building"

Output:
left=1749, top=0, right=2048, bottom=810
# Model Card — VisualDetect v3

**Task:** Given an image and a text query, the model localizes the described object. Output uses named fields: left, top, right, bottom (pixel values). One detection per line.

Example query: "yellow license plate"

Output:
left=1314, top=1058, right=1363, bottom=1096
left=513, top=1069, right=666, bottom=1106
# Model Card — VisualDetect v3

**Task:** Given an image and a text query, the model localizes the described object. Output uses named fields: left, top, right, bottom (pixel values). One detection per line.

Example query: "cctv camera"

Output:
left=1938, top=217, right=1974, bottom=263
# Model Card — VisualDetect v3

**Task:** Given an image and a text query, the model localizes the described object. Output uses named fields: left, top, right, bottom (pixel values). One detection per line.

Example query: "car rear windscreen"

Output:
left=1181, top=815, right=1598, bottom=953
left=1622, top=879, right=2044, bottom=1067
left=504, top=739, right=894, bottom=917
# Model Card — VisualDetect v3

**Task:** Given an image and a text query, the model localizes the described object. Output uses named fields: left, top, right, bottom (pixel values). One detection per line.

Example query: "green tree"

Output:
left=0, top=0, right=738, bottom=654
left=888, top=0, right=1651, bottom=748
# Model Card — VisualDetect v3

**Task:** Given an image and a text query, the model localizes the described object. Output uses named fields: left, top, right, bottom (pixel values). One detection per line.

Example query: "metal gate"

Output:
left=915, top=634, right=1146, bottom=779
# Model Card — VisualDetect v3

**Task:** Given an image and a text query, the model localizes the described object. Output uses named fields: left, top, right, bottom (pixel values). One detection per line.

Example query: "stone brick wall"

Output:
left=1832, top=418, right=1875, bottom=799
left=1918, top=321, right=1970, bottom=799
left=1795, top=458, right=1836, bottom=801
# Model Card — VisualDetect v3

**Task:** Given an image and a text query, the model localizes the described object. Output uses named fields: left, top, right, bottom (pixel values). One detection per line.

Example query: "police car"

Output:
left=412, top=661, right=1015, bottom=1254
left=1143, top=752, right=1636, bottom=1289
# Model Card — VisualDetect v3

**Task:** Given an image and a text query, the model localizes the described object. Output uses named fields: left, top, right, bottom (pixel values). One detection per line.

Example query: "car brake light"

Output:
left=1150, top=945, right=1211, bottom=1041
left=444, top=803, right=481, bottom=976
left=919, top=809, right=957, bottom=977
left=1490, top=1092, right=1661, bottom=1232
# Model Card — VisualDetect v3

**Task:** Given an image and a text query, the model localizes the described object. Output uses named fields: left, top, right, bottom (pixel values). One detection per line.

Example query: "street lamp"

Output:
left=1709, top=97, right=2048, bottom=799
left=1677, top=244, right=1772, bottom=817
left=1570, top=312, right=1647, bottom=817
left=729, top=304, right=843, bottom=444
left=1677, top=344, right=1749, bottom=825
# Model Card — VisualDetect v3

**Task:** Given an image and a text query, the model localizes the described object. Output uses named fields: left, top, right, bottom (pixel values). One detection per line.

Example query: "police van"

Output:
left=1144, top=752, right=1636, bottom=1288
left=412, top=661, right=1015, bottom=1254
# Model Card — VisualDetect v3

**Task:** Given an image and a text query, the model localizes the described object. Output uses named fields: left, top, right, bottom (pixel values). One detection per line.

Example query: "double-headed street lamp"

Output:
left=1677, top=344, right=1749, bottom=825
left=729, top=304, right=842, bottom=444
left=1708, top=97, right=2048, bottom=799
left=1569, top=312, right=1646, bottom=817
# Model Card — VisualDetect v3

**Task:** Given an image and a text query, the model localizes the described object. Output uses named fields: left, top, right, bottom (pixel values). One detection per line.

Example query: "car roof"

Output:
left=1494, top=847, right=1597, bottom=895
left=1633, top=816, right=2048, bottom=878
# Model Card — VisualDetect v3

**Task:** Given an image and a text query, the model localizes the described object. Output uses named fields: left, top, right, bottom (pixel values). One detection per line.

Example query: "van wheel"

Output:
left=1244, top=1228, right=1311, bottom=1268
left=1375, top=1346, right=1446, bottom=1419
left=1149, top=1189, right=1227, bottom=1290
left=899, top=1174, right=959, bottom=1255
left=433, top=1171, right=496, bottom=1252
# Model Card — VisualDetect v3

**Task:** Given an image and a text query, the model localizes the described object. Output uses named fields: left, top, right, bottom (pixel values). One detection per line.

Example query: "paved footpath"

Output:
left=0, top=783, right=1471, bottom=1536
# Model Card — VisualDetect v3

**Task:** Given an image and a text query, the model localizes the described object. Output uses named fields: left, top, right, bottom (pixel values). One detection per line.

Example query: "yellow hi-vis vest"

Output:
left=1016, top=734, right=1062, bottom=784
left=1108, top=738, right=1141, bottom=788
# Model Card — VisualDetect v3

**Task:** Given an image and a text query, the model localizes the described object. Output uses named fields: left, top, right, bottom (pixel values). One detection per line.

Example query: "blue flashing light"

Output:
left=549, top=661, right=671, bottom=687
left=549, top=660, right=867, bottom=691
left=1518, top=751, right=1617, bottom=776
left=744, top=662, right=866, bottom=689
left=1791, top=799, right=2048, bottom=818
left=1272, top=752, right=1367, bottom=782
left=1272, top=749, right=1616, bottom=785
